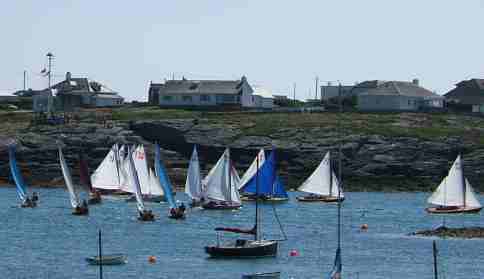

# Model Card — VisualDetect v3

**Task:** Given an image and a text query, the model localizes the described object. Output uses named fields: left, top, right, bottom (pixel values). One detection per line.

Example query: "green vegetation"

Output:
left=110, top=107, right=484, bottom=145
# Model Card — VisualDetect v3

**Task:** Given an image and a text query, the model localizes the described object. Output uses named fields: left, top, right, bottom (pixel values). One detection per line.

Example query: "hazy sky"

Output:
left=2, top=1, right=484, bottom=100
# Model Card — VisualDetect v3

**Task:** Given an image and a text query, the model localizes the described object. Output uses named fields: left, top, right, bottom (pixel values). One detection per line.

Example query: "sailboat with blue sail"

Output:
left=205, top=148, right=284, bottom=258
left=155, top=143, right=185, bottom=219
left=240, top=151, right=288, bottom=202
left=8, top=144, right=37, bottom=208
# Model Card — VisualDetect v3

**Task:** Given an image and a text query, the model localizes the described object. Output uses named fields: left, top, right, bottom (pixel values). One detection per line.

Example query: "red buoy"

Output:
left=289, top=250, right=299, bottom=257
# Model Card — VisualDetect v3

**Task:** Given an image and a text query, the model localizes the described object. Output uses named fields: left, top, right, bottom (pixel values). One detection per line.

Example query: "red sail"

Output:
left=215, top=225, right=256, bottom=235
left=79, top=153, right=93, bottom=192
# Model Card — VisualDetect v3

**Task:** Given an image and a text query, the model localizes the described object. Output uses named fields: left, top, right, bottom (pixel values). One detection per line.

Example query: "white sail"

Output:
left=238, top=149, right=265, bottom=189
left=148, top=168, right=165, bottom=196
left=203, top=148, right=241, bottom=203
left=127, top=147, right=145, bottom=212
left=464, top=179, right=482, bottom=208
left=428, top=155, right=480, bottom=207
left=119, top=145, right=154, bottom=196
left=230, top=164, right=241, bottom=203
left=185, top=146, right=202, bottom=200
left=91, top=144, right=121, bottom=190
left=297, top=151, right=344, bottom=198
left=59, top=147, right=80, bottom=208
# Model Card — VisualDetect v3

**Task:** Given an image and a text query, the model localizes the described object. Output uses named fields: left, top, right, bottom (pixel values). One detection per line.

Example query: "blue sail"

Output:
left=240, top=151, right=277, bottom=196
left=272, top=176, right=288, bottom=198
left=8, top=145, right=28, bottom=202
left=155, top=144, right=176, bottom=208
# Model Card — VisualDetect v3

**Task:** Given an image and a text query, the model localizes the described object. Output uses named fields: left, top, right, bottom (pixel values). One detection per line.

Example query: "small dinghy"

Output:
left=59, top=146, right=88, bottom=215
left=86, top=254, right=127, bottom=266
left=86, top=230, right=127, bottom=270
left=201, top=148, right=242, bottom=210
left=426, top=154, right=482, bottom=214
left=242, top=272, right=281, bottom=279
left=296, top=151, right=344, bottom=203
left=8, top=144, right=38, bottom=208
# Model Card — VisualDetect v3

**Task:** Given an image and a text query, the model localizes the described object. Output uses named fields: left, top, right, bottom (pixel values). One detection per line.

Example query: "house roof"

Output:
left=157, top=78, right=246, bottom=95
left=444, top=79, right=484, bottom=105
left=52, top=78, right=91, bottom=93
left=359, top=81, right=441, bottom=99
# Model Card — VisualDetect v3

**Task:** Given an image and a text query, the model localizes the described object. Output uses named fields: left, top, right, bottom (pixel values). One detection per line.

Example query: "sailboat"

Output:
left=8, top=144, right=38, bottom=208
left=238, top=149, right=266, bottom=190
left=91, top=144, right=125, bottom=194
left=155, top=143, right=185, bottom=219
left=79, top=153, right=102, bottom=204
left=204, top=150, right=280, bottom=258
left=201, top=148, right=242, bottom=210
left=59, top=146, right=88, bottom=215
left=240, top=151, right=289, bottom=202
left=297, top=151, right=344, bottom=203
left=127, top=146, right=155, bottom=221
left=185, top=145, right=203, bottom=207
left=123, top=145, right=166, bottom=203
left=426, top=154, right=482, bottom=214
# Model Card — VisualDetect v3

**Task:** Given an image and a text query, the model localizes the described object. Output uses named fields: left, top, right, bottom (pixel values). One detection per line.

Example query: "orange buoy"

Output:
left=360, top=223, right=369, bottom=230
left=289, top=249, right=299, bottom=257
left=148, top=255, right=156, bottom=263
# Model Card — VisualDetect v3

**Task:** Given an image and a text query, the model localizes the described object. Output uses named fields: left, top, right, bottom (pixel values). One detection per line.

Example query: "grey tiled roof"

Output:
left=161, top=80, right=243, bottom=95
left=445, top=79, right=484, bottom=105
left=359, top=81, right=441, bottom=98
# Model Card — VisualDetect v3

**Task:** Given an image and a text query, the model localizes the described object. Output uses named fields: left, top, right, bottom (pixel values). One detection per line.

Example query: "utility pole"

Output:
left=314, top=76, right=319, bottom=100
left=46, top=52, right=54, bottom=115
left=23, top=70, right=26, bottom=91
left=293, top=83, right=296, bottom=105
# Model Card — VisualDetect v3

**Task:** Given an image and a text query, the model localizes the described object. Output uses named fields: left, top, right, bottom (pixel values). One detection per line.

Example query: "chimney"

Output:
left=412, top=78, right=419, bottom=86
left=66, top=72, right=72, bottom=82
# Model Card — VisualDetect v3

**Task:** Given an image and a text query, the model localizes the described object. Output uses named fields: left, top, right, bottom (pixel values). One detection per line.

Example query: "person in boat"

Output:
left=179, top=202, right=186, bottom=212
left=22, top=197, right=33, bottom=208
left=32, top=192, right=39, bottom=202
left=139, top=209, right=154, bottom=220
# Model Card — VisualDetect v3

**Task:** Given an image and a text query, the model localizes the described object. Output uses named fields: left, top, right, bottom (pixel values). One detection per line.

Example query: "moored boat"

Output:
left=426, top=154, right=482, bottom=214
left=86, top=254, right=127, bottom=265
left=204, top=150, right=284, bottom=258
left=241, top=272, right=281, bottom=279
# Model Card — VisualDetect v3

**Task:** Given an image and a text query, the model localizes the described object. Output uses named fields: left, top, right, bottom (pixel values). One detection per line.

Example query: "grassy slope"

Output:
left=111, top=107, right=484, bottom=145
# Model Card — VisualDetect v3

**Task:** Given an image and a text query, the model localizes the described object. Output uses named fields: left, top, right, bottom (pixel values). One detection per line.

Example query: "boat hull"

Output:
left=72, top=206, right=89, bottom=215
left=205, top=240, right=278, bottom=258
left=241, top=195, right=288, bottom=202
left=242, top=272, right=281, bottom=279
left=426, top=206, right=482, bottom=214
left=85, top=254, right=127, bottom=265
left=296, top=195, right=344, bottom=202
left=202, top=202, right=241, bottom=210
left=126, top=195, right=166, bottom=203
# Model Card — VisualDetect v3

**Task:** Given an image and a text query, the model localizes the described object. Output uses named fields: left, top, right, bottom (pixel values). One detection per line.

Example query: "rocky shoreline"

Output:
left=1, top=115, right=484, bottom=191
left=412, top=226, right=484, bottom=238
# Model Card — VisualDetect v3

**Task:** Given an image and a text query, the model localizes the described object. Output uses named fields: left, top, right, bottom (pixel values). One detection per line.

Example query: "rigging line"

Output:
left=270, top=198, right=287, bottom=241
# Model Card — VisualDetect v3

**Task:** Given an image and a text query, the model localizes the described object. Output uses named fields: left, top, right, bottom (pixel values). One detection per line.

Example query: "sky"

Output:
left=1, top=0, right=484, bottom=101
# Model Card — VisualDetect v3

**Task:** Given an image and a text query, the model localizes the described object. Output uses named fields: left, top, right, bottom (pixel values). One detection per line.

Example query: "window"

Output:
left=200, top=95, right=211, bottom=102
left=163, top=95, right=173, bottom=101
left=182, top=95, right=192, bottom=102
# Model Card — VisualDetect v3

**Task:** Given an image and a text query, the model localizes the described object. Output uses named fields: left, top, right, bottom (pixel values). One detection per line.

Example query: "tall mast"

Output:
left=337, top=83, right=342, bottom=252
left=460, top=154, right=466, bottom=208
left=228, top=149, right=232, bottom=203
left=433, top=240, right=438, bottom=279
left=255, top=152, right=259, bottom=241
left=99, top=229, right=103, bottom=279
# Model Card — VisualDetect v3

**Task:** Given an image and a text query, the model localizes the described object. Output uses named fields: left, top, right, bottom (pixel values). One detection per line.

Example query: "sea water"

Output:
left=1, top=187, right=483, bottom=279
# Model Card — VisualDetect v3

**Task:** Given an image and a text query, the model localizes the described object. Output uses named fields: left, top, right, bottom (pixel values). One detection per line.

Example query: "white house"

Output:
left=251, top=86, right=274, bottom=109
left=152, top=76, right=260, bottom=109
left=357, top=79, right=444, bottom=111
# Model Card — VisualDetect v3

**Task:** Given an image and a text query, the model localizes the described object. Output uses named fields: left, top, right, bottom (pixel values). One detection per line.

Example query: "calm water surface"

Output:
left=1, top=187, right=483, bottom=279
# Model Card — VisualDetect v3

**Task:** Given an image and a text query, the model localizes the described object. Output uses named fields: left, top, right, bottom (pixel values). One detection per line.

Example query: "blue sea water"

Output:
left=1, top=187, right=483, bottom=279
